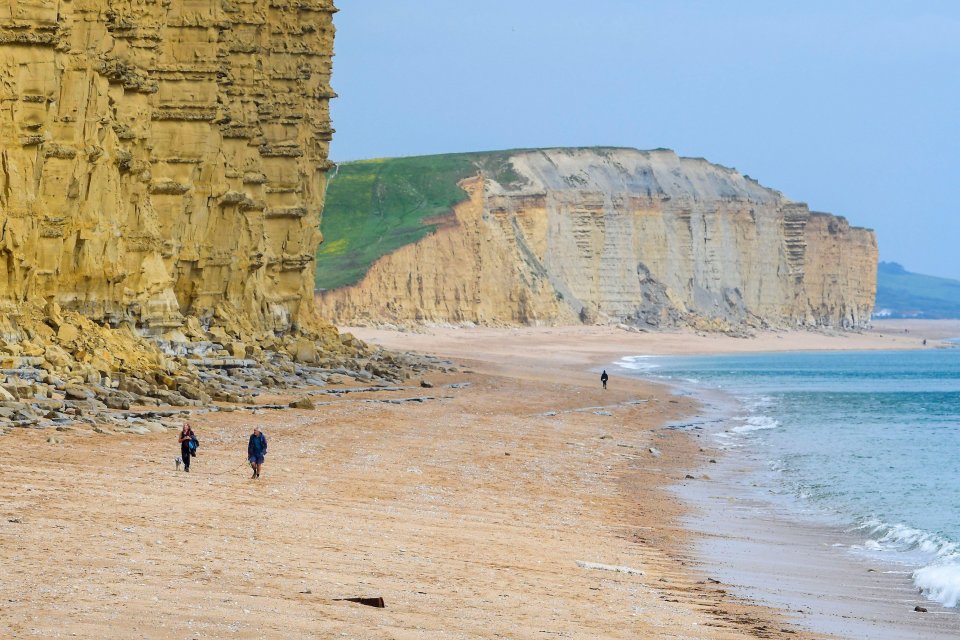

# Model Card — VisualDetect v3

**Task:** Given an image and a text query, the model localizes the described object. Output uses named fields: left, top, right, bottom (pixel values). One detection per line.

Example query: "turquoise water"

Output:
left=616, top=349, right=960, bottom=607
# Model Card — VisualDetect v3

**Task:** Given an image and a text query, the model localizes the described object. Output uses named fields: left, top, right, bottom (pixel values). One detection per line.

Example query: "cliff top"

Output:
left=499, top=148, right=784, bottom=204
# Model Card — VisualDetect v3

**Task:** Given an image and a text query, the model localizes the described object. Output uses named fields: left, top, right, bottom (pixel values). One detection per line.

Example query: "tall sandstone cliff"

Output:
left=319, top=148, right=878, bottom=330
left=0, top=0, right=334, bottom=336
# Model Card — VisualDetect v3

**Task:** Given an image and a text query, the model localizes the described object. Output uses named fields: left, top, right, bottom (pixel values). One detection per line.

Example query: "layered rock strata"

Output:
left=1, top=0, right=333, bottom=333
left=0, top=301, right=445, bottom=435
left=0, top=1, right=427, bottom=429
left=319, top=148, right=878, bottom=330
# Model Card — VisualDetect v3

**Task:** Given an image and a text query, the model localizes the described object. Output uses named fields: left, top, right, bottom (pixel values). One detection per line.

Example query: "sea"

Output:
left=615, top=348, right=960, bottom=609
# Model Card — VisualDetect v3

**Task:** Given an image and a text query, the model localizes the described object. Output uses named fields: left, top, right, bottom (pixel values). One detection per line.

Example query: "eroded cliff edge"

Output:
left=318, top=148, right=878, bottom=330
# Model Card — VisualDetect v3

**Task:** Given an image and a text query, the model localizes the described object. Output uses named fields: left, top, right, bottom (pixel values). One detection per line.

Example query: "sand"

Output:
left=339, top=320, right=958, bottom=369
left=2, top=322, right=958, bottom=638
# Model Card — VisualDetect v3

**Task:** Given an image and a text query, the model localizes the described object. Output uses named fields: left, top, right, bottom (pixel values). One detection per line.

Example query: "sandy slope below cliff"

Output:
left=1, top=362, right=815, bottom=638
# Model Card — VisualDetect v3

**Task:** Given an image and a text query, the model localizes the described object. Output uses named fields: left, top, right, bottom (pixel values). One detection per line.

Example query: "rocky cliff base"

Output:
left=0, top=301, right=445, bottom=434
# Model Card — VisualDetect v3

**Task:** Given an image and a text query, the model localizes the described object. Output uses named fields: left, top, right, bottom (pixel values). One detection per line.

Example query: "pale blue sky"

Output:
left=330, top=1, right=960, bottom=279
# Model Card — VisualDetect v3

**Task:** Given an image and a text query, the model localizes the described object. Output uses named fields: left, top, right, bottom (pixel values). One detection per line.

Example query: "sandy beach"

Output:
left=2, top=322, right=958, bottom=638
left=339, top=320, right=959, bottom=369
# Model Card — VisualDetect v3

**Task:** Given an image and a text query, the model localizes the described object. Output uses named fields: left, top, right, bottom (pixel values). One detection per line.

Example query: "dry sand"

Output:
left=2, top=322, right=958, bottom=639
left=340, top=320, right=959, bottom=370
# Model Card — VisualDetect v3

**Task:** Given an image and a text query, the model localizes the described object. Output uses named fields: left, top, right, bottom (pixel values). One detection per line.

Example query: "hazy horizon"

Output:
left=329, top=1, right=960, bottom=280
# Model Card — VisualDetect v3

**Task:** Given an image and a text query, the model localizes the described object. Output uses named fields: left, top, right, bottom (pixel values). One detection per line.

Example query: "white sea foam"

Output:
left=729, top=415, right=780, bottom=434
left=614, top=355, right=661, bottom=372
left=711, top=432, right=735, bottom=447
left=914, top=563, right=960, bottom=608
left=853, top=518, right=960, bottom=607
left=737, top=395, right=775, bottom=412
left=858, top=519, right=960, bottom=558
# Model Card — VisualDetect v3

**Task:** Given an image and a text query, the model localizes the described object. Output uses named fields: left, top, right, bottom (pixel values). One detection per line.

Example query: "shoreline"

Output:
left=3, top=323, right=957, bottom=637
left=656, top=382, right=960, bottom=639
left=340, top=320, right=960, bottom=371
left=0, top=330, right=816, bottom=639
left=346, top=323, right=960, bottom=640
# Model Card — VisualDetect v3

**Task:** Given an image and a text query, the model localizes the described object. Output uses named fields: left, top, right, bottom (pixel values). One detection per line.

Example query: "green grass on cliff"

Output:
left=875, top=262, right=960, bottom=319
left=316, top=151, right=528, bottom=290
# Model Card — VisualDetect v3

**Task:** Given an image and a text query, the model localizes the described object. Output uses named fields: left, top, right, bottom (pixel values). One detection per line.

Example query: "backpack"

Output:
left=189, top=434, right=199, bottom=456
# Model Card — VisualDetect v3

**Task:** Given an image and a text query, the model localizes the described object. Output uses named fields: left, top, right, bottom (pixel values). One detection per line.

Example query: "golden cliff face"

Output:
left=319, top=148, right=878, bottom=330
left=0, top=0, right=335, bottom=335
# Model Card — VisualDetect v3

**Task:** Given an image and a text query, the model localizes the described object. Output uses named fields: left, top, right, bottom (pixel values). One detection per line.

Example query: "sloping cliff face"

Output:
left=319, top=148, right=878, bottom=330
left=0, top=0, right=334, bottom=335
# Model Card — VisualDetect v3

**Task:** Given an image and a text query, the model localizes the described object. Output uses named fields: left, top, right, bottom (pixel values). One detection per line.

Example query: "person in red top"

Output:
left=178, top=423, right=196, bottom=472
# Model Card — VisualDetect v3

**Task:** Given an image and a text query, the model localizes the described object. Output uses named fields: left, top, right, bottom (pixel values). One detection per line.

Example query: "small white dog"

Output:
left=175, top=456, right=183, bottom=471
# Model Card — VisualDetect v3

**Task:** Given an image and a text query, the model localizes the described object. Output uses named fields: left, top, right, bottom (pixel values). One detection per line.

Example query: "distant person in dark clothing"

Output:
left=248, top=426, right=267, bottom=479
left=600, top=370, right=609, bottom=389
left=178, top=423, right=196, bottom=472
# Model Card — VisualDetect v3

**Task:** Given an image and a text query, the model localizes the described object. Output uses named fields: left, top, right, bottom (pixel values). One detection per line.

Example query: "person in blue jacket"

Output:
left=248, top=426, right=267, bottom=479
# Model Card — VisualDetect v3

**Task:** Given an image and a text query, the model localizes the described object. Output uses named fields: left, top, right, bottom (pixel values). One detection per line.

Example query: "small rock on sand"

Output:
left=289, top=397, right=315, bottom=410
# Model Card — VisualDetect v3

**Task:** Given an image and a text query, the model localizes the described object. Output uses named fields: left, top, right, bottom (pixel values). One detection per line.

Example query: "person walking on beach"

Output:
left=248, top=426, right=267, bottom=479
left=178, top=423, right=197, bottom=473
left=600, top=370, right=609, bottom=390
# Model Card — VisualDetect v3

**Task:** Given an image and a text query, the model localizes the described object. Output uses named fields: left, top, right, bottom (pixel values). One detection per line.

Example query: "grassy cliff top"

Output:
left=314, top=146, right=796, bottom=291
left=316, top=150, right=528, bottom=290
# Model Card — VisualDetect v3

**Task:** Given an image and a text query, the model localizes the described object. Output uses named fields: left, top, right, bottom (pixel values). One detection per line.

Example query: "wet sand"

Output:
left=672, top=390, right=960, bottom=640
left=2, top=322, right=957, bottom=638
left=679, top=451, right=960, bottom=640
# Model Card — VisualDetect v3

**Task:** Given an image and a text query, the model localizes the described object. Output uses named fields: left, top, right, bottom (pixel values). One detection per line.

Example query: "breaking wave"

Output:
left=855, top=518, right=960, bottom=607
